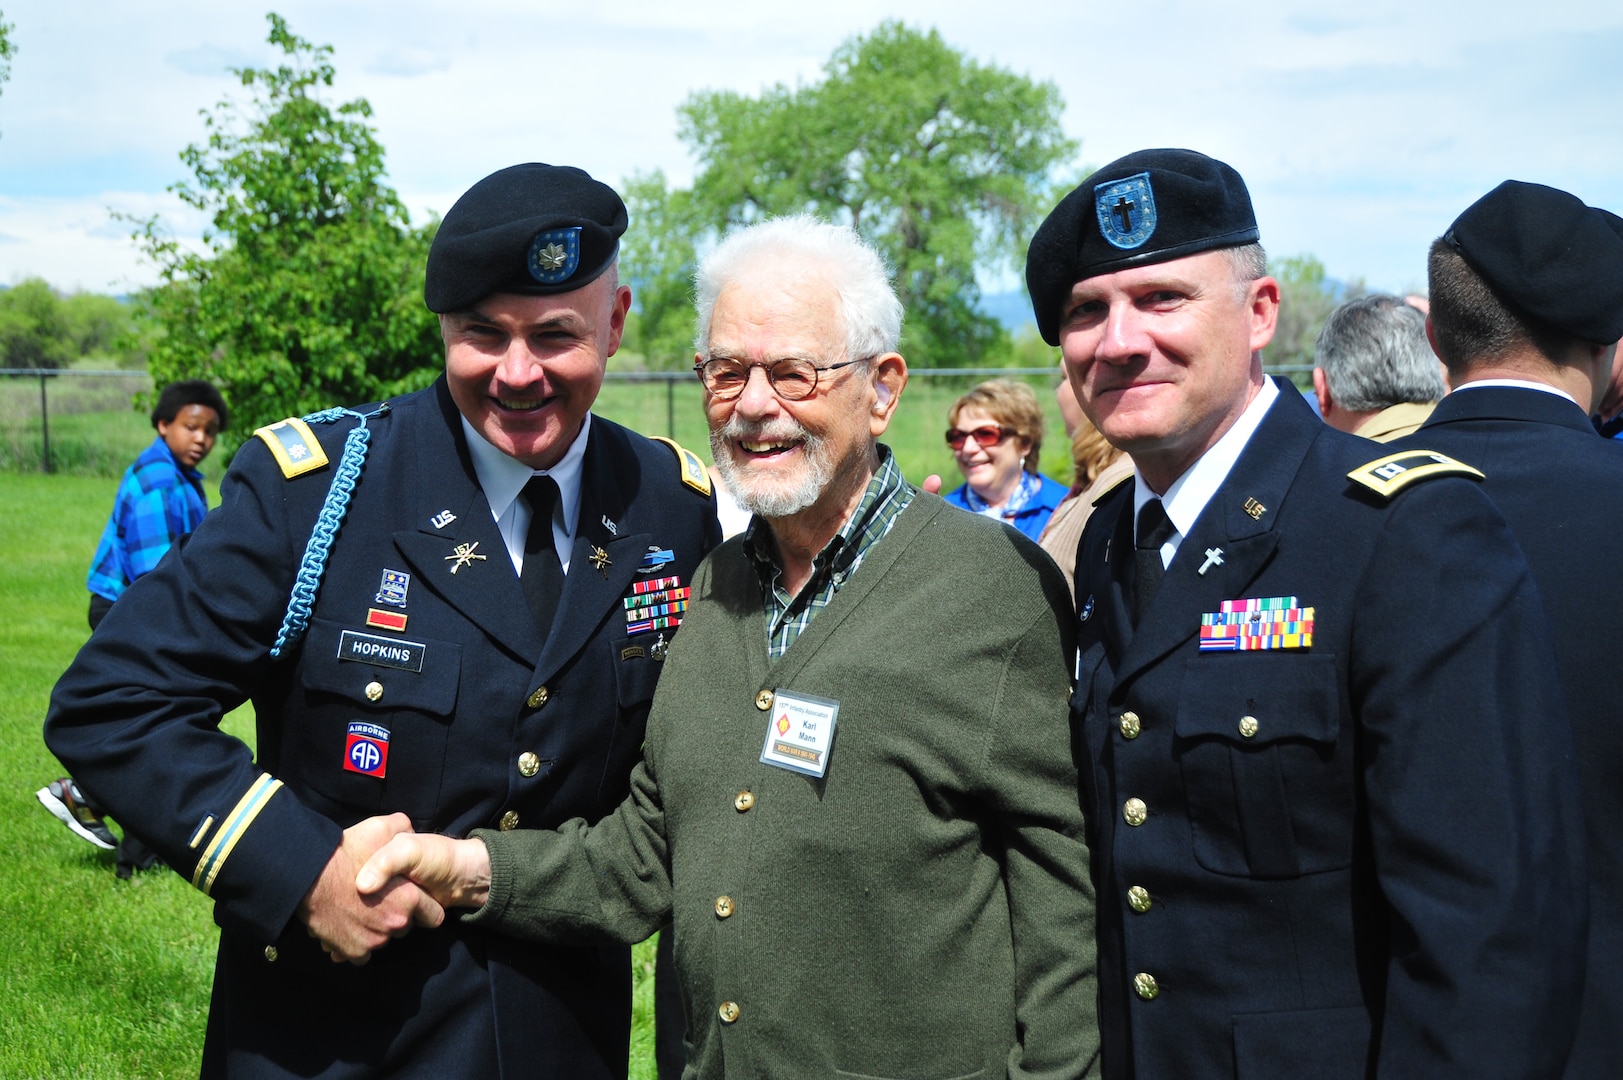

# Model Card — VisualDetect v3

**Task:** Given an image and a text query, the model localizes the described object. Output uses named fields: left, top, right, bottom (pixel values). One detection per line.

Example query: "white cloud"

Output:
left=0, top=0, right=1618, bottom=297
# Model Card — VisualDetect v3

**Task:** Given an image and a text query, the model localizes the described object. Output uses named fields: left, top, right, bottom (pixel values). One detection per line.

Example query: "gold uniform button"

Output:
left=718, top=1001, right=740, bottom=1024
left=1134, top=972, right=1159, bottom=1001
left=755, top=690, right=774, bottom=711
left=527, top=686, right=550, bottom=709
left=1123, top=798, right=1148, bottom=827
left=263, top=945, right=279, bottom=963
left=1238, top=714, right=1259, bottom=738
left=1119, top=711, right=1141, bottom=739
left=715, top=896, right=735, bottom=918
left=1127, top=885, right=1152, bottom=913
left=734, top=790, right=755, bottom=813
left=365, top=681, right=384, bottom=703
left=499, top=810, right=520, bottom=831
left=518, top=752, right=540, bottom=778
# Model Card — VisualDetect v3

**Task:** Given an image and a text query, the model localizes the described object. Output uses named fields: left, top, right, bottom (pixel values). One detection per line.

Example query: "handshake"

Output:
left=297, top=813, right=494, bottom=965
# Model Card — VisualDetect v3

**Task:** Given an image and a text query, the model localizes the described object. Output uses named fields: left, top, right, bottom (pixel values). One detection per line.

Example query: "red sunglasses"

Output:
left=945, top=424, right=1014, bottom=450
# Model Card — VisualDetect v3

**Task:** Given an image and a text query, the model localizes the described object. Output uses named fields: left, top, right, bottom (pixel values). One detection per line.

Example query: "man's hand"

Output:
left=297, top=813, right=446, bottom=965
left=356, top=832, right=493, bottom=913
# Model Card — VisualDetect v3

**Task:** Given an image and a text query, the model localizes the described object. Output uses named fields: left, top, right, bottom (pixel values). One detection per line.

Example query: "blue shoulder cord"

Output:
left=269, top=403, right=391, bottom=659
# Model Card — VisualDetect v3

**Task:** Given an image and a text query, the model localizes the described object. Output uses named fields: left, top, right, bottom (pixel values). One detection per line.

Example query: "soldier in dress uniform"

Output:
left=45, top=163, right=720, bottom=1078
left=1024, top=148, right=1586, bottom=1077
left=1394, top=179, right=1623, bottom=1078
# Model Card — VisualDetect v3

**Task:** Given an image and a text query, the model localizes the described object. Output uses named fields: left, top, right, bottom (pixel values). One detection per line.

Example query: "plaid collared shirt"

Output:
left=743, top=445, right=915, bottom=660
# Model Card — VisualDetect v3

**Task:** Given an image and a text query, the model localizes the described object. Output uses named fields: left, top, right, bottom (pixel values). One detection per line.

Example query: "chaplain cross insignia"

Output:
left=1112, top=196, right=1136, bottom=231
left=444, top=541, right=488, bottom=574
left=535, top=243, right=568, bottom=271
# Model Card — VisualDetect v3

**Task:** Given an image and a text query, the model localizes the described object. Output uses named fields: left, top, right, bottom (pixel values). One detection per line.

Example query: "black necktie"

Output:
left=520, top=475, right=565, bottom=634
left=1133, top=499, right=1176, bottom=626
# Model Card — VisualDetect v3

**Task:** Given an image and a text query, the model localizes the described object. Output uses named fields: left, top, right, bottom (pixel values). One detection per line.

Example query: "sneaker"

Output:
left=36, top=778, right=117, bottom=850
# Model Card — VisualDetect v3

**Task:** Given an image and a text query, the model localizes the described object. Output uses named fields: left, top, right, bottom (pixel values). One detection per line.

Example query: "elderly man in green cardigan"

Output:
left=357, top=216, right=1101, bottom=1079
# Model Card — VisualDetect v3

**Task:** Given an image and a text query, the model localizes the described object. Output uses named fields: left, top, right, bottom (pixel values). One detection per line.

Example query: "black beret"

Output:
left=424, top=163, right=628, bottom=313
left=1026, top=149, right=1260, bottom=345
left=1443, top=180, right=1623, bottom=344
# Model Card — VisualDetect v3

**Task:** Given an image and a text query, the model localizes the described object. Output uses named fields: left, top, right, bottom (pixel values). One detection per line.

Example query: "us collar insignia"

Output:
left=589, top=545, right=612, bottom=578
left=638, top=546, right=676, bottom=575
left=431, top=509, right=457, bottom=530
left=444, top=541, right=488, bottom=574
left=1095, top=171, right=1157, bottom=251
left=601, top=514, right=619, bottom=536
left=528, top=227, right=582, bottom=284
left=1242, top=498, right=1266, bottom=520
left=1199, top=596, right=1313, bottom=651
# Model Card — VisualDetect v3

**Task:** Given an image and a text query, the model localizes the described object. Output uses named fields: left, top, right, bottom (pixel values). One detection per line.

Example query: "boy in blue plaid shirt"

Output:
left=38, top=380, right=227, bottom=874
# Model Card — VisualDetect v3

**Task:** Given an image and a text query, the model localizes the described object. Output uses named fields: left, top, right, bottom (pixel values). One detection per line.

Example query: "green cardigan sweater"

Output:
left=470, top=493, right=1100, bottom=1079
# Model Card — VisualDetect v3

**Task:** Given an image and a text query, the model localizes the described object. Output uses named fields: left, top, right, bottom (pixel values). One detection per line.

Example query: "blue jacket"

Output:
left=85, top=436, right=208, bottom=601
left=943, top=472, right=1068, bottom=540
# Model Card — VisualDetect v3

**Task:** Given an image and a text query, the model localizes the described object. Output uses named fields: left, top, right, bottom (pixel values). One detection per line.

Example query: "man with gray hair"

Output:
left=355, top=215, right=1101, bottom=1079
left=1311, top=293, right=1446, bottom=441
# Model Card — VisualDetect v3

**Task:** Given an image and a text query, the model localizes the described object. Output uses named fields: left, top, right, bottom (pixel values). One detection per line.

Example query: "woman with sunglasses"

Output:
left=943, top=379, right=1067, bottom=541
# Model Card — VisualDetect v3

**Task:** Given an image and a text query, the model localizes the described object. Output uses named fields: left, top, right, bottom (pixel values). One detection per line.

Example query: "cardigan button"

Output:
left=734, top=790, right=755, bottom=812
left=755, top=690, right=773, bottom=711
left=718, top=1001, right=741, bottom=1024
left=714, top=896, right=735, bottom=919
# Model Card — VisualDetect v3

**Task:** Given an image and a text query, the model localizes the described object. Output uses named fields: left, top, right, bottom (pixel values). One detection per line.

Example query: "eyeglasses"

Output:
left=694, top=356, right=866, bottom=401
left=945, top=424, right=1015, bottom=450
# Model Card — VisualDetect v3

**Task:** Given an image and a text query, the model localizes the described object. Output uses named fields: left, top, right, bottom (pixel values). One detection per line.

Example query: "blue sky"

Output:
left=0, top=0, right=1618, bottom=302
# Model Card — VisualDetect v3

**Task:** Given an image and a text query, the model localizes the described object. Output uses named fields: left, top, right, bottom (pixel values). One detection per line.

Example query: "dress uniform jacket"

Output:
left=465, top=494, right=1101, bottom=1079
left=1073, top=381, right=1586, bottom=1078
left=46, top=377, right=720, bottom=1078
left=1396, top=386, right=1623, bottom=1077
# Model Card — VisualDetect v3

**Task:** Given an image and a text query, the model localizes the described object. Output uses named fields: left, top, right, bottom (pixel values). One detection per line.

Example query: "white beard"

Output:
left=709, top=417, right=833, bottom=520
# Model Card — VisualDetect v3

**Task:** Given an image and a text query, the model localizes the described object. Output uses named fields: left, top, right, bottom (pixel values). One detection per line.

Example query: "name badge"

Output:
left=759, top=689, right=839, bottom=778
left=338, top=629, right=427, bottom=672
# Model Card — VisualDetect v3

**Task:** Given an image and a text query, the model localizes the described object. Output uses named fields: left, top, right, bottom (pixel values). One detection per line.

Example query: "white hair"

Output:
left=693, top=215, right=903, bottom=360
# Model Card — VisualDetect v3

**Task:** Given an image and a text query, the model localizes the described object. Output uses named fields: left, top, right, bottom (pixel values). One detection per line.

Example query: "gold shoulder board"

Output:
left=651, top=436, right=712, bottom=497
left=1347, top=449, right=1483, bottom=498
left=253, top=418, right=330, bottom=478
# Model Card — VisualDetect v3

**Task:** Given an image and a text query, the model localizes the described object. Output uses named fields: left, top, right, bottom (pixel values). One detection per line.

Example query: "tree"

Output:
left=626, top=22, right=1077, bottom=369
left=0, top=8, right=15, bottom=118
left=1264, top=254, right=1364, bottom=379
left=0, top=278, right=75, bottom=370
left=130, top=13, right=441, bottom=447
